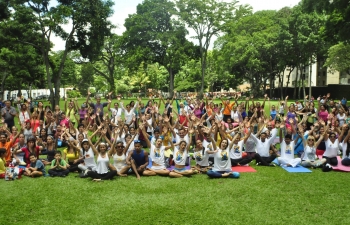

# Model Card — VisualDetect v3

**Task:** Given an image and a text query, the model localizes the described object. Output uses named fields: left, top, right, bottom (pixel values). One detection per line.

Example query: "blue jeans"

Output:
left=207, top=170, right=239, bottom=178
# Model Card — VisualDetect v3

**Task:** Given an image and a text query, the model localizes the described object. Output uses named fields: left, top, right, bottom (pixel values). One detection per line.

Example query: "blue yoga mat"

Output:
left=282, top=166, right=312, bottom=173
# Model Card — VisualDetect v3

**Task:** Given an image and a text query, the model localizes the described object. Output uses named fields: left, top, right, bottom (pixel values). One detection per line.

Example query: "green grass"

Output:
left=3, top=98, right=349, bottom=224
left=1, top=165, right=350, bottom=224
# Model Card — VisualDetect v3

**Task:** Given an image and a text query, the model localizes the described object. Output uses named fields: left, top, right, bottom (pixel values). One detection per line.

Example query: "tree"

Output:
left=325, top=42, right=350, bottom=75
left=215, top=10, right=280, bottom=97
left=301, top=0, right=350, bottom=44
left=92, top=34, right=125, bottom=94
left=3, top=0, right=114, bottom=107
left=78, top=63, right=95, bottom=96
left=123, top=0, right=197, bottom=97
left=176, top=0, right=240, bottom=97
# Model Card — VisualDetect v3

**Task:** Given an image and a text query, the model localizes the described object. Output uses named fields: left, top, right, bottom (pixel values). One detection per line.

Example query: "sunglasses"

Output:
left=307, top=139, right=315, bottom=141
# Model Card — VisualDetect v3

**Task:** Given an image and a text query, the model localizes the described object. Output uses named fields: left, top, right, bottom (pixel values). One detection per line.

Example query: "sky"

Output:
left=52, top=0, right=301, bottom=51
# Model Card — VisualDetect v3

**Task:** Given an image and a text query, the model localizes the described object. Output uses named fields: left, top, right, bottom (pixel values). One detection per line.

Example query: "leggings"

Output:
left=68, top=162, right=81, bottom=173
left=255, top=153, right=277, bottom=166
left=323, top=156, right=338, bottom=166
left=87, top=171, right=117, bottom=180
left=48, top=169, right=69, bottom=177
left=207, top=170, right=239, bottom=178
left=231, top=157, right=253, bottom=166
left=341, top=158, right=350, bottom=166
left=246, top=152, right=256, bottom=159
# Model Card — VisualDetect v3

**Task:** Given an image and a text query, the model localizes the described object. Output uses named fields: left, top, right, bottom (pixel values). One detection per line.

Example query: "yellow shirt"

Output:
left=63, top=148, right=80, bottom=162
left=0, top=158, right=5, bottom=174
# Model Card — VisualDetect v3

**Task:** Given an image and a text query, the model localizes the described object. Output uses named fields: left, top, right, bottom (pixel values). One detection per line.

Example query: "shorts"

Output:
left=150, top=165, right=166, bottom=170
left=173, top=167, right=187, bottom=172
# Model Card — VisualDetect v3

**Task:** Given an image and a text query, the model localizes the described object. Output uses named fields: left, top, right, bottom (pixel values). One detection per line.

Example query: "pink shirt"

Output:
left=318, top=110, right=328, bottom=122
left=60, top=118, right=69, bottom=128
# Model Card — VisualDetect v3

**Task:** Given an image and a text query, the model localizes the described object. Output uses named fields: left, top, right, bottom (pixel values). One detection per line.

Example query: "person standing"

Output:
left=86, top=91, right=108, bottom=125
left=1, top=100, right=17, bottom=129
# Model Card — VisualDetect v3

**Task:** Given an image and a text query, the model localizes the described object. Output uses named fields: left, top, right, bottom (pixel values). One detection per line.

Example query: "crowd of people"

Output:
left=0, top=91, right=349, bottom=181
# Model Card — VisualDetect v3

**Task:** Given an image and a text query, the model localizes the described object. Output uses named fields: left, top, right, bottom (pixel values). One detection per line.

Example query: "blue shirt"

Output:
left=89, top=102, right=108, bottom=116
left=30, top=160, right=46, bottom=175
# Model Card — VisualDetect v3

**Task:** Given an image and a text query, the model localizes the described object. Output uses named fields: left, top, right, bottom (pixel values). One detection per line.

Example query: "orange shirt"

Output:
left=223, top=102, right=235, bottom=115
left=206, top=105, right=213, bottom=116
left=0, top=141, right=13, bottom=162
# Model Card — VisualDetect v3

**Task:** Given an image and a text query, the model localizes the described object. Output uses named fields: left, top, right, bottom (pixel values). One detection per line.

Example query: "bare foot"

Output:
left=222, top=172, right=231, bottom=177
left=118, top=173, right=127, bottom=177
left=93, top=179, right=102, bottom=182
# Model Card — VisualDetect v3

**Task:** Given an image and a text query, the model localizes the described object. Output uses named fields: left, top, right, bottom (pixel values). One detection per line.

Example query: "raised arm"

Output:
left=140, top=124, right=151, bottom=148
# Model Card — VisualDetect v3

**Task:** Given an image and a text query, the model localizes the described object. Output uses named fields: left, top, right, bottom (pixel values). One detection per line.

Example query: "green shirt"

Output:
left=51, top=159, right=67, bottom=170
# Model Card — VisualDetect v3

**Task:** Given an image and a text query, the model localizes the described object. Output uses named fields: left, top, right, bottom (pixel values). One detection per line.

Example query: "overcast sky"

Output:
left=52, top=0, right=301, bottom=51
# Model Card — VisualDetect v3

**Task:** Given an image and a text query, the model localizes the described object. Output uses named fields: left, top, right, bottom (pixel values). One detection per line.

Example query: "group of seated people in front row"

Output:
left=1, top=92, right=350, bottom=181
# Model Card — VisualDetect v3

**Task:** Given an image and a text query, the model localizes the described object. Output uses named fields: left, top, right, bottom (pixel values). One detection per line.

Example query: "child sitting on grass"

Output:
left=24, top=153, right=46, bottom=178
left=48, top=151, right=69, bottom=177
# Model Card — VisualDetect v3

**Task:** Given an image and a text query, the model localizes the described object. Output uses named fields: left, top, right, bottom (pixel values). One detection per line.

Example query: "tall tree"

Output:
left=92, top=34, right=124, bottom=94
left=123, top=0, right=197, bottom=96
left=215, top=10, right=280, bottom=97
left=3, top=0, right=114, bottom=107
left=176, top=0, right=241, bottom=97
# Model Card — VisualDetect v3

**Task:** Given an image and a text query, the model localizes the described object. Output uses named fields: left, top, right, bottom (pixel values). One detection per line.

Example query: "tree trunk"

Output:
left=309, top=57, right=313, bottom=99
left=285, top=67, right=293, bottom=98
left=293, top=66, right=299, bottom=99
left=200, top=55, right=206, bottom=99
left=269, top=74, right=273, bottom=98
left=280, top=69, right=285, bottom=100
left=0, top=70, right=7, bottom=100
left=168, top=67, right=174, bottom=98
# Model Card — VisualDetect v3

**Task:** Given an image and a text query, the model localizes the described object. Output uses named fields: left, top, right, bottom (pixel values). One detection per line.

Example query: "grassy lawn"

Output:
left=2, top=98, right=349, bottom=224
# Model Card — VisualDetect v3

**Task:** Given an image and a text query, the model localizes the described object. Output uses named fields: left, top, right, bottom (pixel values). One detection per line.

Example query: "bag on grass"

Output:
left=5, top=167, right=22, bottom=181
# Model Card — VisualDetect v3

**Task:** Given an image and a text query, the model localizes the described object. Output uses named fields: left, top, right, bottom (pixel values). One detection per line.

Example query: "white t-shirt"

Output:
left=229, top=140, right=244, bottom=159
left=96, top=154, right=109, bottom=174
left=113, top=153, right=127, bottom=172
left=341, top=142, right=349, bottom=159
left=302, top=145, right=316, bottom=161
left=150, top=144, right=165, bottom=166
left=80, top=148, right=97, bottom=169
left=244, top=136, right=256, bottom=153
left=280, top=140, right=295, bottom=160
left=279, top=105, right=284, bottom=114
left=249, top=128, right=278, bottom=157
left=19, top=110, right=30, bottom=124
left=193, top=147, right=209, bottom=167
left=337, top=114, right=346, bottom=126
left=173, top=147, right=188, bottom=166
left=231, top=110, right=240, bottom=122
left=175, top=134, right=189, bottom=144
left=146, top=118, right=153, bottom=133
left=213, top=148, right=231, bottom=172
left=110, top=107, right=123, bottom=119
left=323, top=138, right=339, bottom=158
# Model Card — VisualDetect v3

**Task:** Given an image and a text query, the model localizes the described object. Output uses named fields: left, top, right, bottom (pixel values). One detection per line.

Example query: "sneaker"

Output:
left=228, top=172, right=240, bottom=178
left=269, top=163, right=276, bottom=167
left=241, top=164, right=249, bottom=167
left=256, top=162, right=261, bottom=166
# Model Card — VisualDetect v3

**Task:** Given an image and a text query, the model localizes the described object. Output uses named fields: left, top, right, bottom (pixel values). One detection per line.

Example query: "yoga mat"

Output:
left=167, top=166, right=191, bottom=171
left=272, top=158, right=279, bottom=165
left=231, top=166, right=257, bottom=173
left=282, top=165, right=312, bottom=173
left=147, top=159, right=152, bottom=168
left=333, top=156, right=350, bottom=172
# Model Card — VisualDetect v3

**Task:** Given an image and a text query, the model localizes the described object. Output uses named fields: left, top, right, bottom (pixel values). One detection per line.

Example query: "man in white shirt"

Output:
left=249, top=126, right=279, bottom=166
